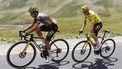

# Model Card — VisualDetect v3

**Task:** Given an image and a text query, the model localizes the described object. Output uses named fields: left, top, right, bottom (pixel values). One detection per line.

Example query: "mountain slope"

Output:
left=0, top=0, right=122, bottom=24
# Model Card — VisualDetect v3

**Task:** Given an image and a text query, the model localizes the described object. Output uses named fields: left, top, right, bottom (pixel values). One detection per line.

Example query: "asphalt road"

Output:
left=0, top=41, right=122, bottom=69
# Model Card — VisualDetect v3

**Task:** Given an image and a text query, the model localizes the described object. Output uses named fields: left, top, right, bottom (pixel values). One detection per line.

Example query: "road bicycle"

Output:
left=6, top=31, right=69, bottom=68
left=72, top=30, right=116, bottom=62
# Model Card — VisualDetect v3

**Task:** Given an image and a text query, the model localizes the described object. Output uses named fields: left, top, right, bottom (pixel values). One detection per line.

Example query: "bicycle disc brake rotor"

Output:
left=53, top=48, right=62, bottom=53
left=19, top=52, right=27, bottom=58
left=80, top=49, right=86, bottom=55
left=105, top=46, right=110, bottom=51
left=56, top=48, right=62, bottom=53
left=102, top=43, right=111, bottom=53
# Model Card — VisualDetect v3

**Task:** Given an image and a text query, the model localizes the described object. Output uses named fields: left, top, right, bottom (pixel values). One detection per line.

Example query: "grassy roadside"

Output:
left=0, top=16, right=122, bottom=42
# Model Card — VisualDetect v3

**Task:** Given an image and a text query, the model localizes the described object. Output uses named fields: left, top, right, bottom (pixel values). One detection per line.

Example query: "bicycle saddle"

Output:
left=104, top=30, right=110, bottom=33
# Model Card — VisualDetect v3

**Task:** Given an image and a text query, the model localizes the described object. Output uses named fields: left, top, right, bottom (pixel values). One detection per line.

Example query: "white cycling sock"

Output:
left=48, top=50, right=52, bottom=56
left=94, top=40, right=101, bottom=51
left=96, top=40, right=99, bottom=46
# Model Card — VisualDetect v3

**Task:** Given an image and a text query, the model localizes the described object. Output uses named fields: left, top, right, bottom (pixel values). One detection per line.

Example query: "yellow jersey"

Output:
left=85, top=10, right=101, bottom=25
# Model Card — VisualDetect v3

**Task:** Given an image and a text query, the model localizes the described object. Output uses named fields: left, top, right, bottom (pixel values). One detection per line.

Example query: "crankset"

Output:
left=40, top=50, right=48, bottom=59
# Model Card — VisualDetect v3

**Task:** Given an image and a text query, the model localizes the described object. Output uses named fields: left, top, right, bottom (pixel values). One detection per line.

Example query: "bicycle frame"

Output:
left=20, top=33, right=57, bottom=55
left=98, top=30, right=110, bottom=44
left=83, top=30, right=110, bottom=46
left=83, top=32, right=95, bottom=46
left=81, top=30, right=110, bottom=49
left=81, top=41, right=89, bottom=51
left=20, top=34, right=45, bottom=54
left=80, top=33, right=92, bottom=51
left=19, top=30, right=60, bottom=54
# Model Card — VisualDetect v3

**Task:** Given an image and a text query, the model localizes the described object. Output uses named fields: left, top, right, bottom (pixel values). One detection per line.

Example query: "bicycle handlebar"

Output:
left=79, top=31, right=88, bottom=36
left=19, top=31, right=33, bottom=41
left=19, top=31, right=46, bottom=41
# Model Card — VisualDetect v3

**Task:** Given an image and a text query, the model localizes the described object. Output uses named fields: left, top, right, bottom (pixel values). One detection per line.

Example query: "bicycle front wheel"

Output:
left=100, top=39, right=116, bottom=58
left=72, top=41, right=92, bottom=63
left=50, top=39, right=69, bottom=62
left=6, top=41, right=36, bottom=68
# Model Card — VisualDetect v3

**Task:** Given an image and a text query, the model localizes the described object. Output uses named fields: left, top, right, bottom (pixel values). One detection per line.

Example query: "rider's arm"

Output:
left=80, top=16, right=87, bottom=31
left=26, top=22, right=40, bottom=33
left=24, top=21, right=35, bottom=31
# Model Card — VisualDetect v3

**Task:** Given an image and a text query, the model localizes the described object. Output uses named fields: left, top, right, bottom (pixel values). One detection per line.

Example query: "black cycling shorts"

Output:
left=92, top=22, right=102, bottom=36
left=40, top=23, right=58, bottom=41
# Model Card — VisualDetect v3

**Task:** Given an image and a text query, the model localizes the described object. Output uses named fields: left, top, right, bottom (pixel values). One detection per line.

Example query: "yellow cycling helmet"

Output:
left=81, top=5, right=89, bottom=12
left=28, top=7, right=39, bottom=13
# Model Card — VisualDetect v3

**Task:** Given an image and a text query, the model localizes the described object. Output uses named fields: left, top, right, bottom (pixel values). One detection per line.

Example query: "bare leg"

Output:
left=45, top=39, right=54, bottom=63
left=90, top=31, right=101, bottom=52
left=35, top=26, right=51, bottom=50
left=91, top=33, right=97, bottom=42
left=35, top=26, right=43, bottom=38
left=44, top=39, right=51, bottom=50
left=90, top=31, right=97, bottom=46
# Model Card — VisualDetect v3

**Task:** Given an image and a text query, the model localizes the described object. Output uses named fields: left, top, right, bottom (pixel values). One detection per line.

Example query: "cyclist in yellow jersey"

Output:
left=79, top=5, right=103, bottom=54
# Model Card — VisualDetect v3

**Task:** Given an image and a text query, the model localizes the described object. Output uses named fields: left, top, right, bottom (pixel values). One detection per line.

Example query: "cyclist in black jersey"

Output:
left=20, top=7, right=58, bottom=62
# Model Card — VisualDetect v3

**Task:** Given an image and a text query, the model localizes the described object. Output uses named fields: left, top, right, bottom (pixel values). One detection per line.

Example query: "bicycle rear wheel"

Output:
left=50, top=39, right=69, bottom=62
left=72, top=41, right=92, bottom=63
left=6, top=41, right=36, bottom=68
left=100, top=39, right=116, bottom=58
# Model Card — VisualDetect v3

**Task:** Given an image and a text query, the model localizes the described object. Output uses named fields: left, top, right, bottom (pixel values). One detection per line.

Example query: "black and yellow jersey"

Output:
left=85, top=10, right=101, bottom=25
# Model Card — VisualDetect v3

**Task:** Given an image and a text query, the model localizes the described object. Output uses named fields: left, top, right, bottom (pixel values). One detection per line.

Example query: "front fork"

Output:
left=81, top=41, right=89, bottom=54
left=21, top=41, right=30, bottom=54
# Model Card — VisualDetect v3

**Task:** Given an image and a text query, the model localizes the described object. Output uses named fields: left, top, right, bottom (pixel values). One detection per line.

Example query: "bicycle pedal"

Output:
left=94, top=50, right=101, bottom=55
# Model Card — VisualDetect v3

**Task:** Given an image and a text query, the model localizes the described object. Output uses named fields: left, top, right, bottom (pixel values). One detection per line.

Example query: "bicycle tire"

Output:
left=6, top=41, right=36, bottom=68
left=72, top=41, right=92, bottom=63
left=50, top=39, right=69, bottom=62
left=100, top=39, right=116, bottom=58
